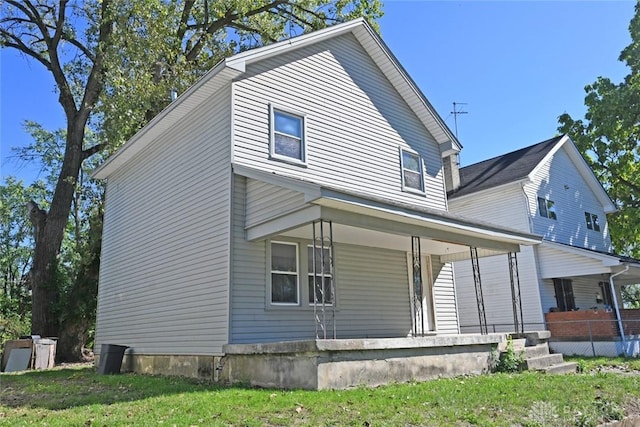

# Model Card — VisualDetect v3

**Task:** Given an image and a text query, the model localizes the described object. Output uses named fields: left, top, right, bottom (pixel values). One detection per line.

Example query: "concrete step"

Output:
left=524, top=353, right=565, bottom=370
left=498, top=338, right=526, bottom=353
left=524, top=343, right=550, bottom=359
left=540, top=361, right=579, bottom=375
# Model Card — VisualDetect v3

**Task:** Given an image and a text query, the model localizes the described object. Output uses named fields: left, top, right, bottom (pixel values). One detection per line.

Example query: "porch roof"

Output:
left=540, top=241, right=640, bottom=285
left=234, top=164, right=540, bottom=262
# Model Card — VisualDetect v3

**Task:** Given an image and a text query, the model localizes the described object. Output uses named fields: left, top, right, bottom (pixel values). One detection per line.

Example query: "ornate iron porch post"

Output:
left=411, top=236, right=425, bottom=336
left=312, top=220, right=335, bottom=339
left=508, top=252, right=524, bottom=334
left=470, top=247, right=488, bottom=334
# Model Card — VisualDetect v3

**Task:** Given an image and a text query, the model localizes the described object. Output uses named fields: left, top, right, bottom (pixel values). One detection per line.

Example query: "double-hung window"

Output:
left=270, top=242, right=299, bottom=305
left=308, top=246, right=333, bottom=305
left=270, top=105, right=306, bottom=164
left=400, top=148, right=424, bottom=193
left=537, top=197, right=557, bottom=220
left=585, top=212, right=600, bottom=231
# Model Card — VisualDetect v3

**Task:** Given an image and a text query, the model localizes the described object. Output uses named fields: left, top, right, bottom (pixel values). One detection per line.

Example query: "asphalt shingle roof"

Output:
left=448, top=135, right=565, bottom=199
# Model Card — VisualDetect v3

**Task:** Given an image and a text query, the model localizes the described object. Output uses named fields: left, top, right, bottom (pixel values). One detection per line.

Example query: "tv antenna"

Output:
left=451, top=102, right=468, bottom=139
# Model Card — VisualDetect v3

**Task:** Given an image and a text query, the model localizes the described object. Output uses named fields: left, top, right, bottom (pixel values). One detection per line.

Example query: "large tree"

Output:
left=558, top=2, right=640, bottom=257
left=1, top=1, right=382, bottom=353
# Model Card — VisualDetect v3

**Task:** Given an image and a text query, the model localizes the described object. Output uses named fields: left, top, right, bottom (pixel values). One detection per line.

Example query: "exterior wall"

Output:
left=448, top=187, right=543, bottom=332
left=245, top=178, right=307, bottom=227
left=539, top=274, right=624, bottom=314
left=232, top=33, right=447, bottom=211
left=448, top=184, right=531, bottom=233
left=525, top=146, right=612, bottom=251
left=536, top=244, right=610, bottom=280
left=230, top=176, right=418, bottom=343
left=453, top=246, right=545, bottom=333
left=95, top=84, right=233, bottom=356
left=430, top=259, right=459, bottom=334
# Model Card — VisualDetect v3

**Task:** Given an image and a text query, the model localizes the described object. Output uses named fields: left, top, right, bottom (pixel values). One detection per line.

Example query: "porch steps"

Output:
left=499, top=333, right=578, bottom=375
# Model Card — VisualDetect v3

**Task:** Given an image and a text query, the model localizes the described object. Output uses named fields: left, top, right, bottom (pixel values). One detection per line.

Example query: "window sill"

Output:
left=269, top=155, right=308, bottom=167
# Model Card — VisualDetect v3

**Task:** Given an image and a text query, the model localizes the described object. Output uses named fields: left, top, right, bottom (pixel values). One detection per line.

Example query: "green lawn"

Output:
left=1, top=360, right=639, bottom=426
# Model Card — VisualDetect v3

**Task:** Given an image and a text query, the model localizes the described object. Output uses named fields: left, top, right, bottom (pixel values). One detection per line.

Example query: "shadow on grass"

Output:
left=0, top=365, right=247, bottom=411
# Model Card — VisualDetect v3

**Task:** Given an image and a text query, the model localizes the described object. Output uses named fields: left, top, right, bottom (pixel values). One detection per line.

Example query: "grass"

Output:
left=0, top=360, right=639, bottom=426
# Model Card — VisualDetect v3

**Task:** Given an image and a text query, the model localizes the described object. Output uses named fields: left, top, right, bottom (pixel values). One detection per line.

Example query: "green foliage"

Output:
left=621, top=283, right=640, bottom=308
left=494, top=336, right=524, bottom=373
left=558, top=3, right=640, bottom=258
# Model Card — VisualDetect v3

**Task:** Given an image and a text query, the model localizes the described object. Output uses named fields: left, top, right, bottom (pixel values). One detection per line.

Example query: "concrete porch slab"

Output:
left=221, top=334, right=507, bottom=390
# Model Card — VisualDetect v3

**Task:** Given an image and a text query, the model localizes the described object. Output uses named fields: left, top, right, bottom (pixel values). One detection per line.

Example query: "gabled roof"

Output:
left=448, top=134, right=616, bottom=213
left=93, top=18, right=459, bottom=180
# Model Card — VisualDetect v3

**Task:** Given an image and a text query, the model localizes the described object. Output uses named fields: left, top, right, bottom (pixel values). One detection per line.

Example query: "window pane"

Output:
left=274, top=111, right=302, bottom=138
left=547, top=201, right=557, bottom=220
left=404, top=170, right=422, bottom=190
left=307, top=247, right=330, bottom=273
left=274, top=133, right=302, bottom=159
left=272, top=274, right=298, bottom=303
left=592, top=214, right=600, bottom=231
left=402, top=151, right=420, bottom=172
left=308, top=275, right=333, bottom=304
left=585, top=212, right=593, bottom=229
left=271, top=243, right=297, bottom=272
left=537, top=197, right=548, bottom=218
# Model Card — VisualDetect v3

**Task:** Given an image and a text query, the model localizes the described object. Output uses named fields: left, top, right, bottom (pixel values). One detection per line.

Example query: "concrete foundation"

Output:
left=95, top=334, right=508, bottom=389
left=221, top=334, right=507, bottom=389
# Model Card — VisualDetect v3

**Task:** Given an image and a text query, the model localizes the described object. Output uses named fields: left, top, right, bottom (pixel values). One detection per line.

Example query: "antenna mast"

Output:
left=451, top=102, right=468, bottom=139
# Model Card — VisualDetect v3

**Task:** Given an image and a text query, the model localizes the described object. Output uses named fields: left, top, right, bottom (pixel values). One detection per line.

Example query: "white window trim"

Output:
left=269, top=104, right=307, bottom=166
left=269, top=241, right=300, bottom=306
left=307, top=245, right=334, bottom=306
left=537, top=197, right=557, bottom=220
left=399, top=147, right=425, bottom=195
left=585, top=211, right=601, bottom=232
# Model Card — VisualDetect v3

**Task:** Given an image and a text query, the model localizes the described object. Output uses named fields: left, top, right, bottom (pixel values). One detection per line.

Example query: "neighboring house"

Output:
left=448, top=134, right=640, bottom=356
left=92, top=19, right=542, bottom=389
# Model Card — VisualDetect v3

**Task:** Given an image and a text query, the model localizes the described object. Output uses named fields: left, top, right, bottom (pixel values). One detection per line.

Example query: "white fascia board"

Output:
left=245, top=205, right=322, bottom=241
left=529, top=135, right=616, bottom=213
left=541, top=240, right=621, bottom=267
left=313, top=193, right=540, bottom=247
left=92, top=62, right=243, bottom=180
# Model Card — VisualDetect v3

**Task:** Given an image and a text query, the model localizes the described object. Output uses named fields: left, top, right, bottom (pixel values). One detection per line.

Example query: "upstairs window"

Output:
left=270, top=242, right=299, bottom=305
left=400, top=148, right=424, bottom=193
left=537, top=197, right=557, bottom=220
left=270, top=106, right=305, bottom=165
left=585, top=212, right=601, bottom=231
left=308, top=246, right=333, bottom=305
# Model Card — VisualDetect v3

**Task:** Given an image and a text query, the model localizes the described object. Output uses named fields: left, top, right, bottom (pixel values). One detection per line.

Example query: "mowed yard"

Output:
left=1, top=358, right=640, bottom=426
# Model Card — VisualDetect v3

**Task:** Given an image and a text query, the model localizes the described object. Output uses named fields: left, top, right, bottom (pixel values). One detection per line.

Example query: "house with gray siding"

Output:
left=92, top=19, right=543, bottom=389
left=448, top=135, right=640, bottom=356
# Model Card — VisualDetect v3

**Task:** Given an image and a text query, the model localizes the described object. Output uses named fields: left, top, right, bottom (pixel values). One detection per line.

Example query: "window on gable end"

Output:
left=585, top=212, right=601, bottom=232
left=270, top=105, right=306, bottom=165
left=537, top=197, right=557, bottom=220
left=400, top=148, right=424, bottom=193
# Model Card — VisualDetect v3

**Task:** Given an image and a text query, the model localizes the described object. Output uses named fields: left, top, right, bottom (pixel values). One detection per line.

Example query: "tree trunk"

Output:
left=29, top=126, right=85, bottom=339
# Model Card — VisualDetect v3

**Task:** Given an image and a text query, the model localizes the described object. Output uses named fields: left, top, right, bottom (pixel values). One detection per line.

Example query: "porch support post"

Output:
left=508, top=252, right=524, bottom=334
left=411, top=236, right=425, bottom=336
left=312, top=220, right=336, bottom=339
left=470, top=247, right=488, bottom=335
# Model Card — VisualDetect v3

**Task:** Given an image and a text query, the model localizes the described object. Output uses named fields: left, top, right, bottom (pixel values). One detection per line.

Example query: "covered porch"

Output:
left=538, top=241, right=640, bottom=356
left=227, top=166, right=541, bottom=388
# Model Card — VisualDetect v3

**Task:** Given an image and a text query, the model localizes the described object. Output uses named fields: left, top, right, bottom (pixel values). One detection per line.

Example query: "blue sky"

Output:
left=1, top=1, right=635, bottom=183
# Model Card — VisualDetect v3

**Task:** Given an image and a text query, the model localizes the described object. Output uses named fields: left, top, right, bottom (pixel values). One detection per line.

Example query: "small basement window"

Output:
left=537, top=197, right=557, bottom=220
left=400, top=148, right=424, bottom=193
left=270, top=106, right=306, bottom=164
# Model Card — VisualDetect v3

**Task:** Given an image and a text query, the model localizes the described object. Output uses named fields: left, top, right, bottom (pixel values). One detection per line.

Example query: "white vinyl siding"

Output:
left=232, top=33, right=447, bottom=211
left=452, top=246, right=545, bottom=333
left=524, top=146, right=611, bottom=251
left=431, top=260, right=459, bottom=334
left=245, top=178, right=307, bottom=227
left=230, top=176, right=413, bottom=343
left=95, top=84, right=232, bottom=356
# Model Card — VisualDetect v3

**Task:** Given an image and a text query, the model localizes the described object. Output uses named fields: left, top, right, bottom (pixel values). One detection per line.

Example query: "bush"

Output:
left=494, top=336, right=524, bottom=373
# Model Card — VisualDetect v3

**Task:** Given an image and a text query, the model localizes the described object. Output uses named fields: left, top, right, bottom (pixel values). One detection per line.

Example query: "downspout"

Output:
left=609, top=266, right=630, bottom=356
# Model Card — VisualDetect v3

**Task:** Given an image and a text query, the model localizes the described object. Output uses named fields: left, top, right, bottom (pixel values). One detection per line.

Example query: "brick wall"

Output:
left=545, top=310, right=617, bottom=340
